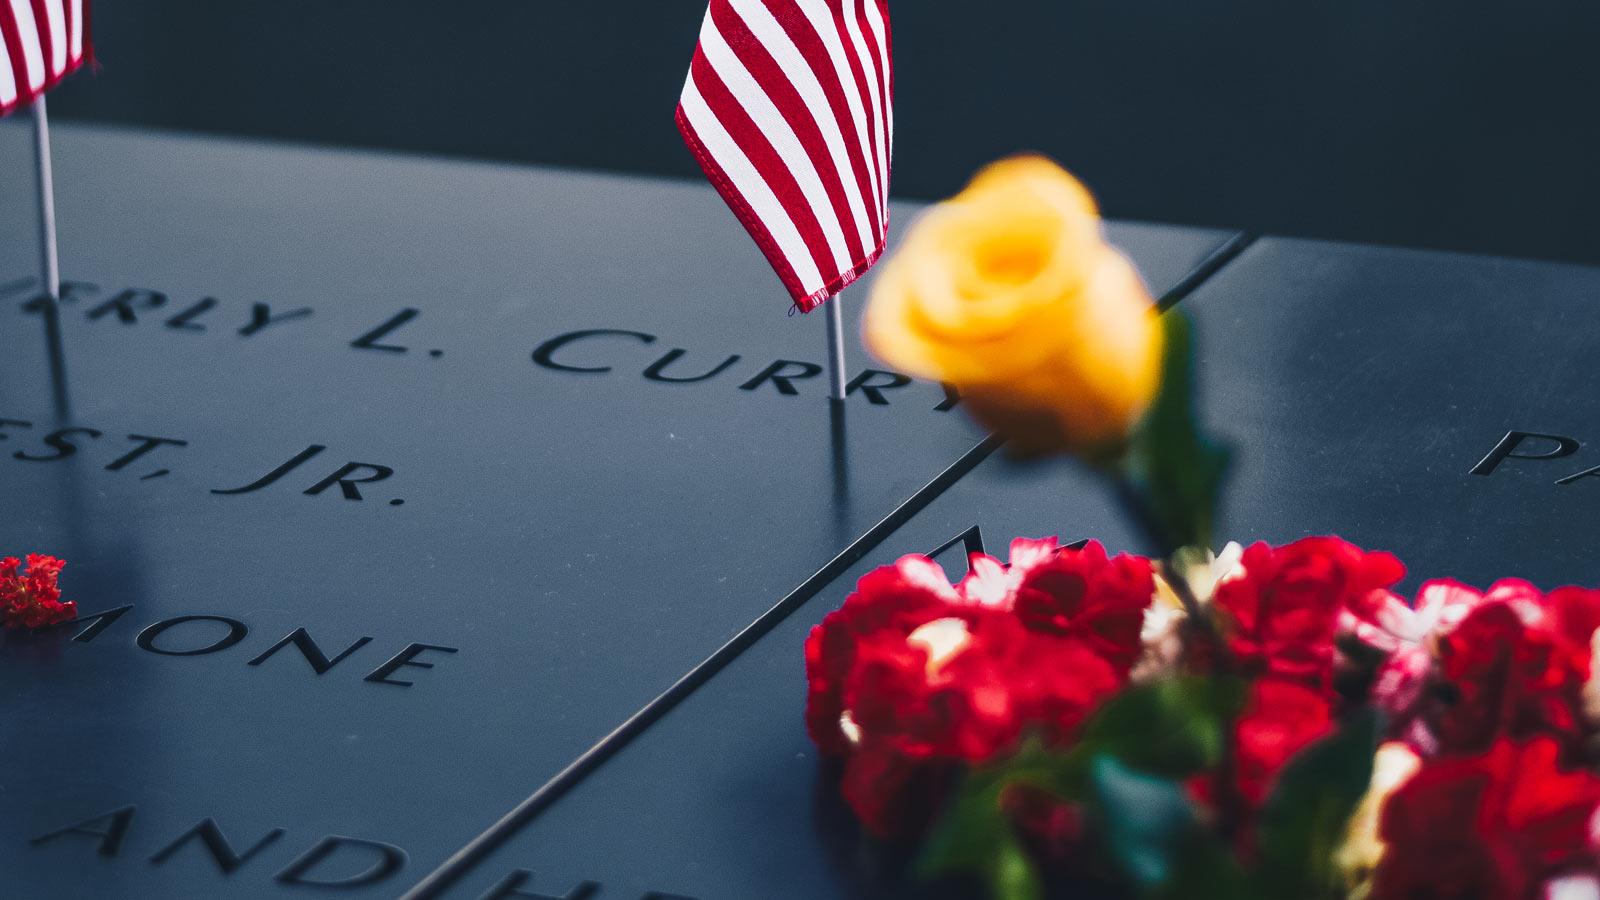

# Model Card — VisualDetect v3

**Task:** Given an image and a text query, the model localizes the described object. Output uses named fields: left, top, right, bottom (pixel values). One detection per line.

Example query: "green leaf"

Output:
left=918, top=773, right=1012, bottom=879
left=1074, top=679, right=1252, bottom=899
left=917, top=678, right=1248, bottom=900
left=1089, top=755, right=1200, bottom=889
left=1148, top=837, right=1255, bottom=900
left=1077, top=676, right=1247, bottom=779
left=991, top=834, right=1045, bottom=900
left=1121, top=310, right=1232, bottom=555
left=917, top=741, right=1078, bottom=900
left=1254, top=707, right=1381, bottom=900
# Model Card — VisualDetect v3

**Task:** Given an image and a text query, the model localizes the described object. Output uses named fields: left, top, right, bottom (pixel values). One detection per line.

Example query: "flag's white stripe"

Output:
left=0, top=28, right=17, bottom=107
left=700, top=15, right=854, bottom=277
left=862, top=0, right=893, bottom=193
left=69, top=0, right=83, bottom=61
left=730, top=0, right=875, bottom=255
left=682, top=76, right=826, bottom=297
left=840, top=1, right=889, bottom=219
left=793, top=0, right=882, bottom=223
left=8, top=0, right=46, bottom=90
left=40, top=0, right=66, bottom=75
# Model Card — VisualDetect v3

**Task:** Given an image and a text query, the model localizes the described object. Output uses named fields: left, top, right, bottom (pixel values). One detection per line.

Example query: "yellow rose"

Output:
left=864, top=155, right=1163, bottom=457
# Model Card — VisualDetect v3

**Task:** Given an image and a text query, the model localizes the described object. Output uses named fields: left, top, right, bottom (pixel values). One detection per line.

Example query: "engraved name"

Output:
left=1471, top=429, right=1600, bottom=484
left=0, top=418, right=405, bottom=506
left=15, top=605, right=457, bottom=688
left=28, top=806, right=699, bottom=898
left=4, top=279, right=963, bottom=411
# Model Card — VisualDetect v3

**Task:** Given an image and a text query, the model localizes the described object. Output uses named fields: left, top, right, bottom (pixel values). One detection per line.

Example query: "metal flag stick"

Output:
left=825, top=290, right=848, bottom=402
left=30, top=96, right=72, bottom=417
left=31, top=97, right=59, bottom=300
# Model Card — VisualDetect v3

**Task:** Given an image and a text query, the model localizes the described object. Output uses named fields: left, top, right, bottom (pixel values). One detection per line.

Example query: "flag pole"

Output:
left=825, top=291, right=848, bottom=402
left=31, top=96, right=71, bottom=417
left=31, top=97, right=60, bottom=301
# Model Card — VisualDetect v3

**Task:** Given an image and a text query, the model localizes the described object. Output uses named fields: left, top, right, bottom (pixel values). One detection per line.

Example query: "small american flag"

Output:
left=0, top=0, right=90, bottom=117
left=678, top=0, right=893, bottom=313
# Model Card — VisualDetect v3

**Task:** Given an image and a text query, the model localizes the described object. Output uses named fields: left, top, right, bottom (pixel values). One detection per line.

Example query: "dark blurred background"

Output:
left=41, top=0, right=1600, bottom=265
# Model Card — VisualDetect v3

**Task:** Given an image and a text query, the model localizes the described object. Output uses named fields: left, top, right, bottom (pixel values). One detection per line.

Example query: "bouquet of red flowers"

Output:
left=808, top=537, right=1600, bottom=900
left=809, top=157, right=1600, bottom=900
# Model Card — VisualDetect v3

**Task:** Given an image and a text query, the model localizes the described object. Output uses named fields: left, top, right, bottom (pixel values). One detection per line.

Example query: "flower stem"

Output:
left=1157, top=557, right=1205, bottom=620
left=1112, top=472, right=1245, bottom=840
left=1111, top=470, right=1229, bottom=650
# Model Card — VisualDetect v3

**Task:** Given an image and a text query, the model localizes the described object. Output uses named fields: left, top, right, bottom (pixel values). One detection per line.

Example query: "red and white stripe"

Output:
left=0, top=0, right=90, bottom=117
left=678, top=0, right=893, bottom=313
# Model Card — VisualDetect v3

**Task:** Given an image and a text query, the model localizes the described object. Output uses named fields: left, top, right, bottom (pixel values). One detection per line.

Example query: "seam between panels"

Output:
left=1158, top=231, right=1257, bottom=312
left=399, top=227, right=1259, bottom=900
left=398, top=434, right=1002, bottom=900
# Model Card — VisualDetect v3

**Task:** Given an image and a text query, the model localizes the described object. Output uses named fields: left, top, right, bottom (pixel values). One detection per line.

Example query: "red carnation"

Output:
left=805, top=555, right=963, bottom=756
left=0, top=554, right=74, bottom=630
left=806, top=544, right=1135, bottom=836
left=839, top=613, right=1121, bottom=835
left=1004, top=629, right=1125, bottom=747
left=1354, top=580, right=1488, bottom=753
left=844, top=607, right=1036, bottom=763
left=1233, top=678, right=1334, bottom=807
left=1190, top=678, right=1333, bottom=813
left=1005, top=540, right=1155, bottom=674
left=1372, top=737, right=1600, bottom=900
left=836, top=740, right=962, bottom=839
left=1530, top=583, right=1600, bottom=674
left=1432, top=595, right=1591, bottom=758
left=1212, top=537, right=1405, bottom=689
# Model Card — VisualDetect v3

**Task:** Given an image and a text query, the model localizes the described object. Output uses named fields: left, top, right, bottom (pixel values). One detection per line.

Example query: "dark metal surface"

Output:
left=1197, top=237, right=1600, bottom=590
left=0, top=122, right=1232, bottom=898
left=430, top=237, right=1600, bottom=900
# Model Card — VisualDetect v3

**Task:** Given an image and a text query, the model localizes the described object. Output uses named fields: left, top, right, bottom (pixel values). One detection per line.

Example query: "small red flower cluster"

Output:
left=805, top=538, right=1152, bottom=835
left=1201, top=538, right=1408, bottom=809
left=1219, top=543, right=1600, bottom=897
left=1348, top=576, right=1600, bottom=899
left=0, top=554, right=75, bottom=630
left=806, top=535, right=1600, bottom=898
left=1375, top=737, right=1600, bottom=900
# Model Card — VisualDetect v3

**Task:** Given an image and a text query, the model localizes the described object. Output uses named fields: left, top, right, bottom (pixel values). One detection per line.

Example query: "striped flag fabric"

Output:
left=677, top=0, right=893, bottom=313
left=0, top=0, right=90, bottom=117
